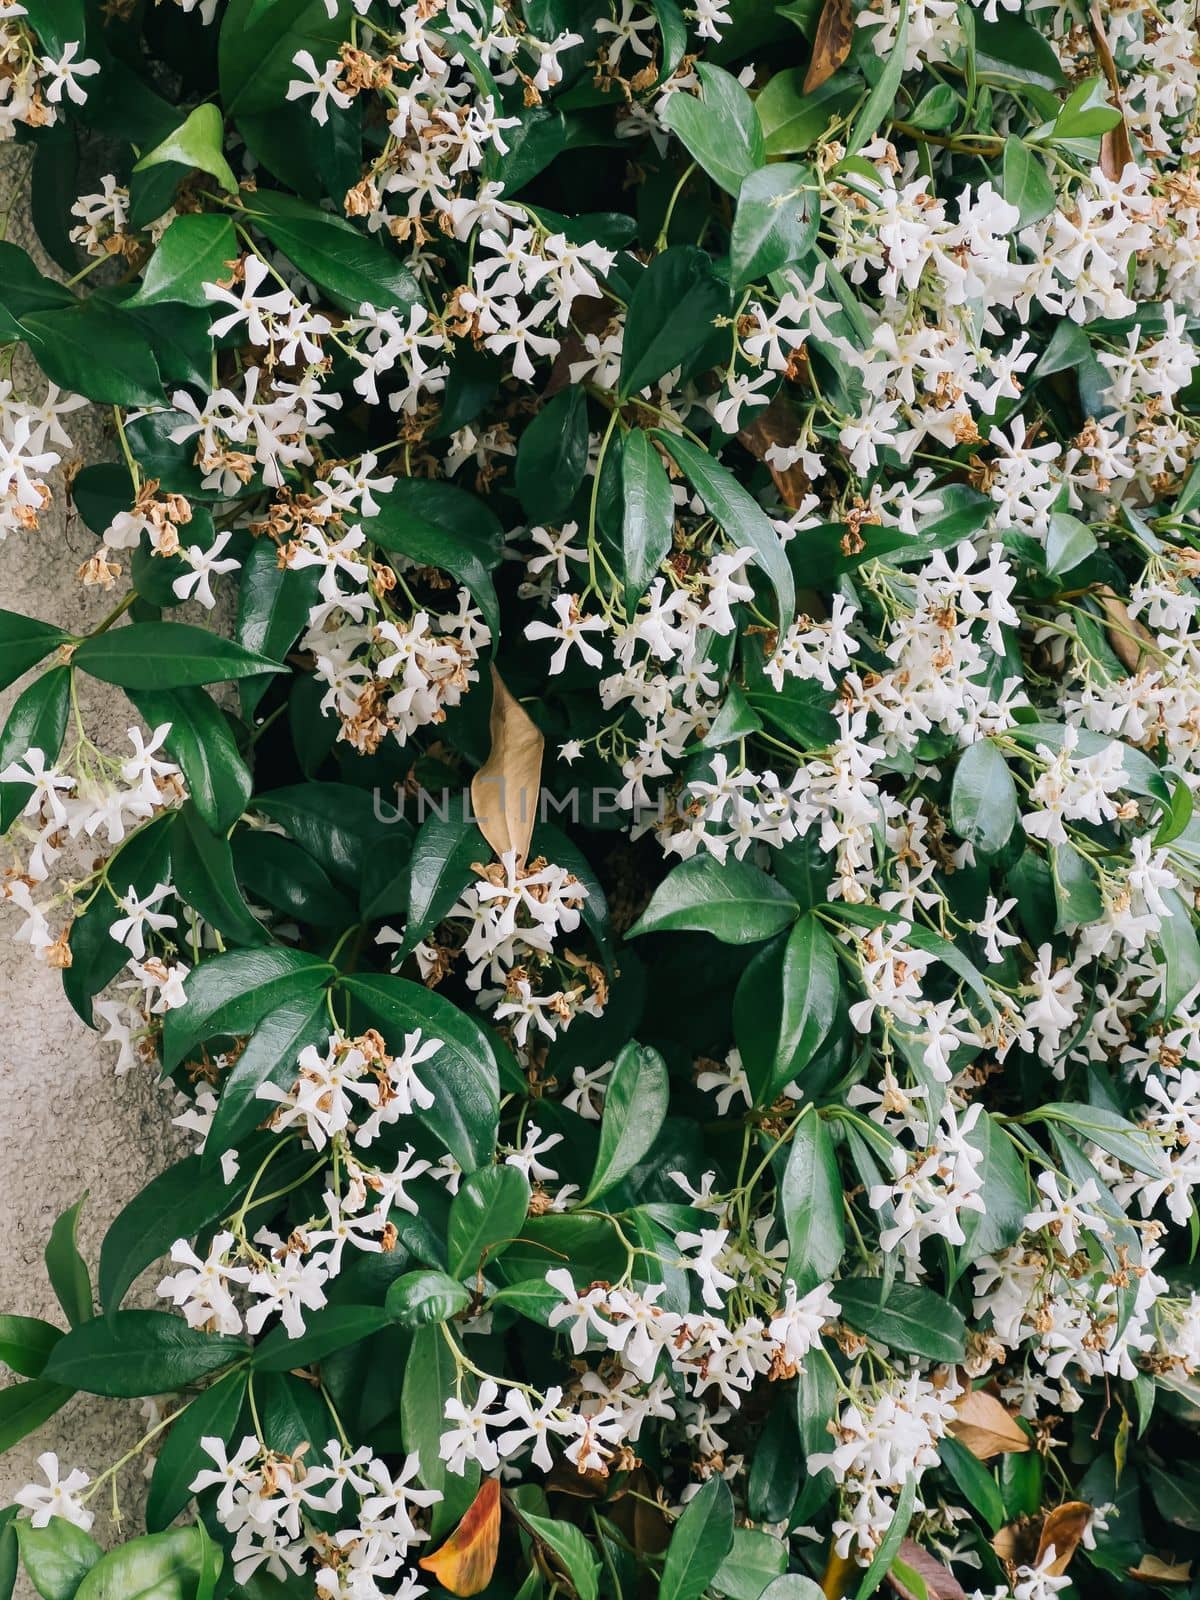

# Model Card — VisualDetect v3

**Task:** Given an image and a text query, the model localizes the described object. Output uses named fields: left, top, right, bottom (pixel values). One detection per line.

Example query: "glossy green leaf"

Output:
left=836, top=1279, right=967, bottom=1364
left=202, top=989, right=330, bottom=1163
left=133, top=105, right=238, bottom=195
left=74, top=624, right=281, bottom=690
left=169, top=805, right=267, bottom=948
left=0, top=1315, right=61, bottom=1379
left=520, top=1511, right=600, bottom=1600
left=74, top=1525, right=219, bottom=1600
left=99, top=1154, right=246, bottom=1314
left=734, top=914, right=839, bottom=1105
left=0, top=1379, right=72, bottom=1451
left=617, top=427, right=675, bottom=616
left=15, top=1518, right=101, bottom=1600
left=21, top=304, right=165, bottom=407
left=779, top=1111, right=844, bottom=1291
left=340, top=973, right=500, bottom=1171
left=583, top=1041, right=669, bottom=1203
left=402, top=1325, right=478, bottom=1538
left=389, top=809, right=483, bottom=950
left=161, top=947, right=334, bottom=1072
left=950, top=740, right=1018, bottom=857
left=0, top=611, right=71, bottom=694
left=620, top=249, right=729, bottom=400
left=660, top=62, right=765, bottom=195
left=146, top=1371, right=248, bottom=1532
left=660, top=1475, right=734, bottom=1600
left=516, top=386, right=590, bottom=524
left=41, top=1311, right=247, bottom=1398
left=45, top=1194, right=92, bottom=1329
left=0, top=666, right=71, bottom=831
left=386, top=1269, right=472, bottom=1327
left=251, top=1304, right=391, bottom=1371
left=129, top=214, right=238, bottom=309
left=730, top=163, right=817, bottom=289
left=653, top=430, right=795, bottom=624
left=244, top=189, right=420, bottom=313
left=629, top=854, right=798, bottom=943
left=128, top=687, right=251, bottom=835
left=711, top=1529, right=786, bottom=1600
left=448, top=1165, right=530, bottom=1279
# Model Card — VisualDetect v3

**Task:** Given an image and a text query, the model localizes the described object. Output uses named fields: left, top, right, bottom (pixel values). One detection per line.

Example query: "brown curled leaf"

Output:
left=950, top=1389, right=1031, bottom=1459
left=889, top=1540, right=968, bottom=1600
left=804, top=0, right=854, bottom=93
left=1094, top=584, right=1155, bottom=673
left=1088, top=2, right=1137, bottom=179
left=738, top=394, right=810, bottom=510
left=417, top=1477, right=501, bottom=1596
left=1036, top=1501, right=1093, bottom=1576
left=1129, top=1555, right=1192, bottom=1584
left=471, top=664, right=545, bottom=868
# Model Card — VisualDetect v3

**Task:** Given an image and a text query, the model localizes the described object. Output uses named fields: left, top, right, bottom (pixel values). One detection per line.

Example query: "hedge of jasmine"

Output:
left=1, top=0, right=1200, bottom=1597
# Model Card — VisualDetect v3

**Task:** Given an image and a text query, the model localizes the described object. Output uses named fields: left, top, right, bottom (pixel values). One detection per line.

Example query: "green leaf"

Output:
left=619, top=248, right=729, bottom=400
left=388, top=809, right=483, bottom=949
left=950, top=740, right=1018, bottom=856
left=629, top=854, right=798, bottom=943
left=0, top=611, right=71, bottom=694
left=1051, top=841, right=1103, bottom=931
left=854, top=1476, right=916, bottom=1600
left=234, top=541, right=319, bottom=718
left=1161, top=887, right=1200, bottom=1019
left=1052, top=75, right=1122, bottom=139
left=0, top=241, right=74, bottom=341
left=617, top=428, right=675, bottom=616
left=63, top=813, right=173, bottom=1026
left=161, top=948, right=334, bottom=1072
left=939, top=1434, right=1006, bottom=1532
left=99, top=1154, right=246, bottom=1315
left=0, top=1378, right=73, bottom=1451
left=520, top=1512, right=600, bottom=1600
left=448, top=1165, right=530, bottom=1279
left=402, top=1325, right=478, bottom=1538
left=128, top=687, right=251, bottom=835
left=170, top=805, right=267, bottom=948
left=730, top=163, right=817, bottom=289
left=1035, top=1103, right=1165, bottom=1178
left=0, top=666, right=71, bottom=831
left=660, top=1475, right=734, bottom=1600
left=19, top=0, right=85, bottom=59
left=959, top=1112, right=1030, bottom=1258
left=582, top=1042, right=670, bottom=1204
left=75, top=1526, right=219, bottom=1600
left=233, top=830, right=357, bottom=928
left=779, top=1111, right=844, bottom=1291
left=360, top=477, right=503, bottom=639
left=652, top=431, right=795, bottom=625
left=339, top=973, right=501, bottom=1172
left=74, top=624, right=281, bottom=690
left=129, top=214, right=238, bottom=309
left=847, top=2, right=909, bottom=154
left=251, top=1304, right=391, bottom=1371
left=133, top=105, right=238, bottom=196
left=386, top=1269, right=472, bottom=1327
left=907, top=83, right=958, bottom=130
left=1045, top=511, right=1097, bottom=578
left=41, top=1311, right=247, bottom=1398
left=712, top=1530, right=787, bottom=1600
left=45, top=1194, right=92, bottom=1329
left=202, top=989, right=329, bottom=1164
left=836, top=1279, right=967, bottom=1364
left=21, top=304, right=164, bottom=407
left=755, top=68, right=858, bottom=156
left=147, top=1371, right=248, bottom=1532
left=15, top=1518, right=101, bottom=1600
left=0, top=1315, right=62, bottom=1379
left=254, top=789, right=397, bottom=892
left=220, top=0, right=349, bottom=118
left=244, top=190, right=420, bottom=313
left=974, top=13, right=1065, bottom=93
left=734, top=914, right=839, bottom=1105
left=660, top=62, right=765, bottom=194
left=516, top=386, right=590, bottom=524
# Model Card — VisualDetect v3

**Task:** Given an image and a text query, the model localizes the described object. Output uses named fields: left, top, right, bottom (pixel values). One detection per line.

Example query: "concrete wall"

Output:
left=0, top=149, right=183, bottom=1565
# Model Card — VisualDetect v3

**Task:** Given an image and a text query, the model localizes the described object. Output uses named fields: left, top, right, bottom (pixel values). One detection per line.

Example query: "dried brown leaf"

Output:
left=1036, top=1502, right=1093, bottom=1576
left=417, top=1478, right=501, bottom=1596
left=1129, top=1555, right=1192, bottom=1584
left=471, top=664, right=544, bottom=866
left=738, top=395, right=810, bottom=509
left=1088, top=2, right=1138, bottom=180
left=1095, top=584, right=1155, bottom=673
left=889, top=1540, right=968, bottom=1600
left=950, top=1389, right=1031, bottom=1460
left=803, top=0, right=854, bottom=93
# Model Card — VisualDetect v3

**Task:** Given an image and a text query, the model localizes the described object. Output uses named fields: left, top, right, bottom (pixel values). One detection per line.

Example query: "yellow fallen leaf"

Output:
left=803, top=0, right=854, bottom=93
left=418, top=1477, right=501, bottom=1596
left=1129, top=1555, right=1192, bottom=1584
left=950, top=1389, right=1031, bottom=1460
left=471, top=665, right=544, bottom=867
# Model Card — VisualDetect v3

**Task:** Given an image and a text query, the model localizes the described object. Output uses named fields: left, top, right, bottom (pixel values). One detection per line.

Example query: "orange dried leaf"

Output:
left=1088, top=2, right=1138, bottom=180
left=471, top=664, right=545, bottom=867
left=418, top=1478, right=501, bottom=1597
left=803, top=0, right=854, bottom=93
left=951, top=1390, right=1031, bottom=1460
left=1036, top=1502, right=1092, bottom=1576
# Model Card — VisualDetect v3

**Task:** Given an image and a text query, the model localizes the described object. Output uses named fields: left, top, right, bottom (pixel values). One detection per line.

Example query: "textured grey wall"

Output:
left=0, top=149, right=183, bottom=1564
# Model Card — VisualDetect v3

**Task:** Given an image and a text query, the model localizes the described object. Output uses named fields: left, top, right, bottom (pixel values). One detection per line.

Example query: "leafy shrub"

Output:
left=1, top=0, right=1200, bottom=1598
